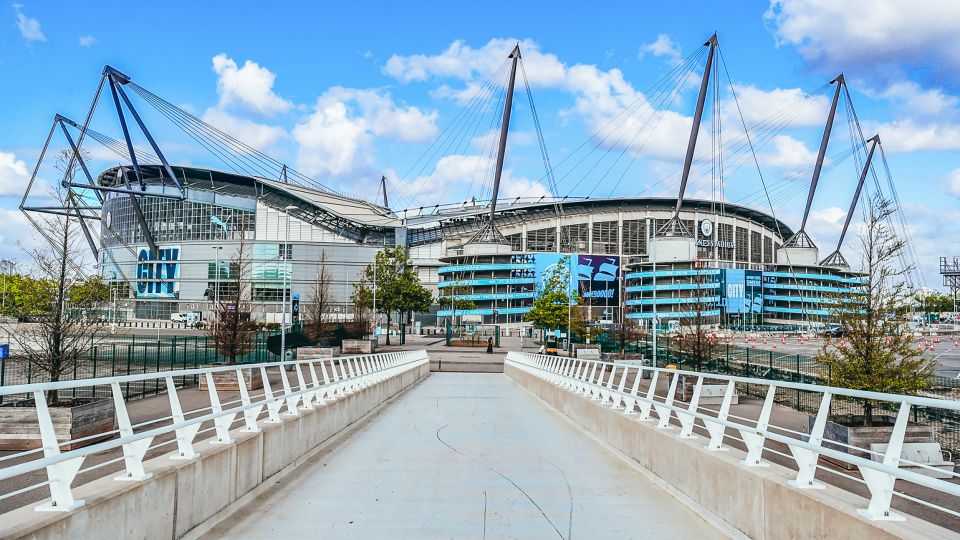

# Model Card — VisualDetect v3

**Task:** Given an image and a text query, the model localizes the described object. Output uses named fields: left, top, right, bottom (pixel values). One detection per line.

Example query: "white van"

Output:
left=170, top=313, right=187, bottom=323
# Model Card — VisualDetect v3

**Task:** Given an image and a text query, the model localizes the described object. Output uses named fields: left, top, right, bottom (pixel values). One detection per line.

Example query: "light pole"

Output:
left=651, top=237, right=658, bottom=367
left=1, top=259, right=9, bottom=314
left=211, top=246, right=223, bottom=329
left=281, top=205, right=298, bottom=362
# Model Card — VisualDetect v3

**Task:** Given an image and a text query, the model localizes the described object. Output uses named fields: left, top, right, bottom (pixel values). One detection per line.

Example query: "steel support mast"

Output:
left=657, top=34, right=717, bottom=238
left=821, top=134, right=880, bottom=268
left=783, top=74, right=845, bottom=249
left=469, top=44, right=521, bottom=244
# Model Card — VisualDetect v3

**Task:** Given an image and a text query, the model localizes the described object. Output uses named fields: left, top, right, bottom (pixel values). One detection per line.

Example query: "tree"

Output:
left=527, top=256, right=577, bottom=332
left=69, top=275, right=111, bottom=310
left=814, top=194, right=937, bottom=426
left=206, top=243, right=259, bottom=363
left=677, top=271, right=717, bottom=370
left=0, top=189, right=107, bottom=405
left=437, top=284, right=476, bottom=327
left=352, top=246, right=433, bottom=345
left=305, top=251, right=334, bottom=344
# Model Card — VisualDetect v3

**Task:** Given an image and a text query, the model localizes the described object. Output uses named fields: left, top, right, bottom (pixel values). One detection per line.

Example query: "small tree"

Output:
left=814, top=194, right=937, bottom=426
left=352, top=246, right=433, bottom=345
left=677, top=272, right=717, bottom=370
left=527, top=256, right=577, bottom=335
left=305, top=251, right=334, bottom=344
left=206, top=243, right=259, bottom=363
left=1, top=190, right=107, bottom=405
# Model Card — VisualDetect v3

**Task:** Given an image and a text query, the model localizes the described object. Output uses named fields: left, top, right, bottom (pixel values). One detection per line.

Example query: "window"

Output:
left=718, top=223, right=734, bottom=260
left=763, top=237, right=773, bottom=264
left=101, top=194, right=255, bottom=247
left=750, top=231, right=762, bottom=263
left=736, top=227, right=749, bottom=262
left=592, top=221, right=618, bottom=254
left=505, top=233, right=522, bottom=252
left=622, top=220, right=646, bottom=255
left=560, top=223, right=589, bottom=253
left=526, top=227, right=556, bottom=252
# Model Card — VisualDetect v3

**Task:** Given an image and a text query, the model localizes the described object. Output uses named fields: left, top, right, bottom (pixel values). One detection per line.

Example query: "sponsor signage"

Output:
left=696, top=239, right=736, bottom=249
left=136, top=246, right=181, bottom=298
left=530, top=253, right=620, bottom=305
left=722, top=269, right=762, bottom=314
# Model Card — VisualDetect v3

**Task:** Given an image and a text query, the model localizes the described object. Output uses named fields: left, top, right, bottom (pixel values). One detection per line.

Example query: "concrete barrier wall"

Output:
left=505, top=363, right=954, bottom=540
left=1, top=363, right=429, bottom=540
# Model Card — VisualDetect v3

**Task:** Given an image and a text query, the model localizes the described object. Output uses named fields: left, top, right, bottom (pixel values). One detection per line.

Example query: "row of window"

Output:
left=102, top=196, right=257, bottom=247
left=502, top=219, right=779, bottom=263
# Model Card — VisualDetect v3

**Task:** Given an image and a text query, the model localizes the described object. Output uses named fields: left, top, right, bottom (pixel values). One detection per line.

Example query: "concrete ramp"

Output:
left=199, top=373, right=722, bottom=539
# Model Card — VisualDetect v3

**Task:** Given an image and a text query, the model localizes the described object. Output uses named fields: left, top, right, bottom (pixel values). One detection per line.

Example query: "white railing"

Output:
left=506, top=351, right=960, bottom=523
left=0, top=350, right=428, bottom=513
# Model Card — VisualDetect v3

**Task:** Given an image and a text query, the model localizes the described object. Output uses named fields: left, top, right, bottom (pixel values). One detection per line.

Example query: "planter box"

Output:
left=341, top=339, right=376, bottom=355
left=199, top=367, right=264, bottom=392
left=675, top=375, right=739, bottom=405
left=297, top=347, right=339, bottom=359
left=0, top=399, right=114, bottom=451
left=812, top=414, right=935, bottom=469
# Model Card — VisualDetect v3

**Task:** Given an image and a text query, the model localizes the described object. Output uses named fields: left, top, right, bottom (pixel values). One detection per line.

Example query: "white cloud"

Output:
left=385, top=37, right=699, bottom=162
left=723, top=84, right=830, bottom=127
left=0, top=208, right=39, bottom=262
left=394, top=154, right=550, bottom=205
left=293, top=88, right=437, bottom=177
left=760, top=135, right=817, bottom=171
left=499, top=176, right=552, bottom=200
left=201, top=108, right=287, bottom=152
left=211, top=53, right=292, bottom=116
left=384, top=38, right=568, bottom=89
left=78, top=35, right=97, bottom=47
left=638, top=34, right=682, bottom=66
left=0, top=150, right=31, bottom=197
left=866, top=118, right=960, bottom=153
left=13, top=4, right=44, bottom=43
left=945, top=169, right=960, bottom=197
left=872, top=80, right=959, bottom=118
left=765, top=0, right=960, bottom=86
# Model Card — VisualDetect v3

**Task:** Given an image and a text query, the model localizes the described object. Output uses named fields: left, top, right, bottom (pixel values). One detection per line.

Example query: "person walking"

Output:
left=486, top=337, right=494, bottom=354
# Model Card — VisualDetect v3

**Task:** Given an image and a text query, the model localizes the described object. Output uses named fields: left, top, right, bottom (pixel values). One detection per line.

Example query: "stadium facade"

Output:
left=96, top=163, right=865, bottom=329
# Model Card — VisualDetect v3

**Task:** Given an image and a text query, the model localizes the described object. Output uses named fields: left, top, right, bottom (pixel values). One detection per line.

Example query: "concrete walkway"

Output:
left=203, top=373, right=722, bottom=539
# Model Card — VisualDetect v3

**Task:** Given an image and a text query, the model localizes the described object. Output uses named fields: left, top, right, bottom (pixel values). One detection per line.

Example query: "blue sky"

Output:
left=2, top=1, right=959, bottom=288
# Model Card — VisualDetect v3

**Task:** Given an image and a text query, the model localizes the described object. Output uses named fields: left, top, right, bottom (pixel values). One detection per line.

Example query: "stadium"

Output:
left=22, top=38, right=905, bottom=332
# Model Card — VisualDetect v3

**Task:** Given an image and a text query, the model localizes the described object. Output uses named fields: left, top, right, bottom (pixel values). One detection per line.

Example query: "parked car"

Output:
left=823, top=325, right=846, bottom=337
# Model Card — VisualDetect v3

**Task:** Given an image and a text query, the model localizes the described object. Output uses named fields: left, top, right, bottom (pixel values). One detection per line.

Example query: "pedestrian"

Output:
left=486, top=337, right=494, bottom=354
left=537, top=343, right=546, bottom=354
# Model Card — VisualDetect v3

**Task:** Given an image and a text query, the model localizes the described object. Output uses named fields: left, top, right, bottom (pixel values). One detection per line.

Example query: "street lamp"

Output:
left=281, top=205, right=299, bottom=362
left=211, top=246, right=223, bottom=329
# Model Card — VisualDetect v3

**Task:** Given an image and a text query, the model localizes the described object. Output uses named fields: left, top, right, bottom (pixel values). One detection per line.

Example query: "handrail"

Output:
left=505, top=351, right=960, bottom=523
left=0, top=350, right=429, bottom=513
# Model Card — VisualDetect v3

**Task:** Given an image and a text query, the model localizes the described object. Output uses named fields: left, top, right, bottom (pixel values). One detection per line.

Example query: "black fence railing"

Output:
left=0, top=332, right=280, bottom=405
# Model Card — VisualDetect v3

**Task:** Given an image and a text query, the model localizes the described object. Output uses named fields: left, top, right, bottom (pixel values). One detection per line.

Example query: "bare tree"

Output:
left=1, top=161, right=106, bottom=405
left=305, top=251, right=334, bottom=344
left=206, top=242, right=258, bottom=363
left=678, top=270, right=717, bottom=371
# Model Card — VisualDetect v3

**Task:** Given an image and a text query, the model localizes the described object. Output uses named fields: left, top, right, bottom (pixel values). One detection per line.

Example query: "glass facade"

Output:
left=102, top=195, right=256, bottom=247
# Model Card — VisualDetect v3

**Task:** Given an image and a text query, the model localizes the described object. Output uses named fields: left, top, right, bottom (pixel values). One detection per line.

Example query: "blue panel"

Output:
left=440, top=292, right=535, bottom=301
left=626, top=296, right=720, bottom=306
left=625, top=268, right=720, bottom=280
left=437, top=307, right=532, bottom=317
left=764, top=271, right=866, bottom=284
left=626, top=309, right=721, bottom=319
left=438, top=278, right=535, bottom=288
left=762, top=306, right=831, bottom=316
left=762, top=283, right=852, bottom=293
left=438, top=263, right=535, bottom=274
left=625, top=283, right=720, bottom=292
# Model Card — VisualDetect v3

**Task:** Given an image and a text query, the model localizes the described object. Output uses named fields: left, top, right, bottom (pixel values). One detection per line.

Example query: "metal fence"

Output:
left=0, top=350, right=429, bottom=513
left=599, top=334, right=960, bottom=465
left=0, top=332, right=280, bottom=404
left=507, top=351, right=960, bottom=524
